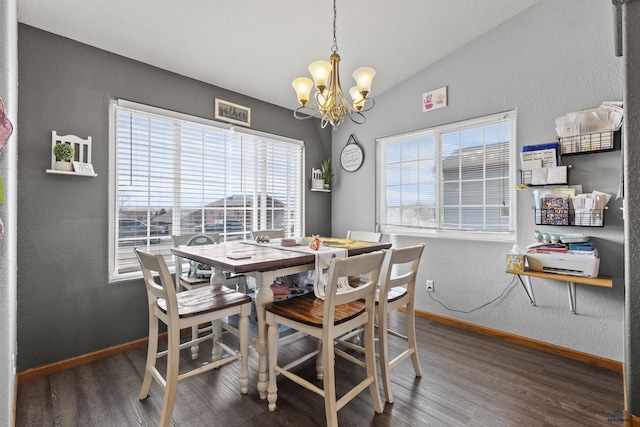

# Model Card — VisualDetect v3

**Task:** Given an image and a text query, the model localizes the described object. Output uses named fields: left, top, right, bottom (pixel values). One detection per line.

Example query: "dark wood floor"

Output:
left=16, top=312, right=624, bottom=426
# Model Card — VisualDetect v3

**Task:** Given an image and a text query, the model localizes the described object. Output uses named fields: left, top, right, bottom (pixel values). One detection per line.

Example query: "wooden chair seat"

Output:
left=264, top=292, right=365, bottom=328
left=156, top=285, right=251, bottom=318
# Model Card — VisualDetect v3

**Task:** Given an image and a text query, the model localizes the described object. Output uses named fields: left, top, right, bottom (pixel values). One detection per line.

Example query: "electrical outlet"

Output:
left=426, top=279, right=434, bottom=292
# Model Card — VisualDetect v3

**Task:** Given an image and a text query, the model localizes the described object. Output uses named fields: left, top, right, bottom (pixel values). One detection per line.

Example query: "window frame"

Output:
left=376, top=110, right=517, bottom=242
left=108, top=99, right=305, bottom=282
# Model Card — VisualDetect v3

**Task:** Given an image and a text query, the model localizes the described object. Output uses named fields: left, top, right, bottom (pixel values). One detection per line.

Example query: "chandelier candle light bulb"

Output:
left=291, top=0, right=375, bottom=130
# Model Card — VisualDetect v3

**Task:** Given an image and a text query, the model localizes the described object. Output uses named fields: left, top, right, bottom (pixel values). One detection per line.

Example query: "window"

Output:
left=109, top=99, right=304, bottom=281
left=376, top=110, right=516, bottom=240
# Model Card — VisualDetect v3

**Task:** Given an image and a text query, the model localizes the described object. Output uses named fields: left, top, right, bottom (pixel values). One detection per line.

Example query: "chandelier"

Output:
left=291, top=0, right=376, bottom=130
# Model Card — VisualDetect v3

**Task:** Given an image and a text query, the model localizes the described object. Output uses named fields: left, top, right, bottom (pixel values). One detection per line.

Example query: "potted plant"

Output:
left=321, top=158, right=334, bottom=190
left=53, top=142, right=75, bottom=171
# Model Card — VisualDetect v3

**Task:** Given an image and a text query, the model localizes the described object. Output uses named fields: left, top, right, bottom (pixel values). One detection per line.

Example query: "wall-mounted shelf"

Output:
left=520, top=164, right=571, bottom=187
left=533, top=207, right=606, bottom=227
left=47, top=131, right=97, bottom=177
left=560, top=130, right=620, bottom=156
left=311, top=188, right=330, bottom=193
left=506, top=269, right=612, bottom=314
left=46, top=169, right=97, bottom=177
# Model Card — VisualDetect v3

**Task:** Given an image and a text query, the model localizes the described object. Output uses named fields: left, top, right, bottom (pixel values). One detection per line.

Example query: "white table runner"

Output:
left=241, top=240, right=349, bottom=299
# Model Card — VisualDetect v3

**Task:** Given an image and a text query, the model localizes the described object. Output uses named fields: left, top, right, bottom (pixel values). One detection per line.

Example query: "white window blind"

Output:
left=109, top=100, right=304, bottom=281
left=376, top=110, right=516, bottom=240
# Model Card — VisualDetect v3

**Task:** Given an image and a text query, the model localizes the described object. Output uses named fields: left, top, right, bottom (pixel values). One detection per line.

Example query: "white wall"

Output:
left=331, top=0, right=624, bottom=360
left=0, top=0, right=18, bottom=424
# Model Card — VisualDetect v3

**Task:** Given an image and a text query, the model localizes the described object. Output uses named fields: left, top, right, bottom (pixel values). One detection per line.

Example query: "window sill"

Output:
left=383, top=228, right=516, bottom=243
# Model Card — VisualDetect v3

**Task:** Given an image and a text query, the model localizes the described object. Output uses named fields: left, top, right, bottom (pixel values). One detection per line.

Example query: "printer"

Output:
left=526, top=249, right=600, bottom=278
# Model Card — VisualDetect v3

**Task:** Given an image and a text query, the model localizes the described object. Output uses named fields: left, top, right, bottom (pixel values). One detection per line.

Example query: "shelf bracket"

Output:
left=515, top=274, right=536, bottom=306
left=567, top=281, right=577, bottom=314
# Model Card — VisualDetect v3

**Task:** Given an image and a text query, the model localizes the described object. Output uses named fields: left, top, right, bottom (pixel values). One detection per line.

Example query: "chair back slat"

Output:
left=325, top=251, right=385, bottom=314
left=135, top=248, right=179, bottom=316
left=379, top=244, right=425, bottom=300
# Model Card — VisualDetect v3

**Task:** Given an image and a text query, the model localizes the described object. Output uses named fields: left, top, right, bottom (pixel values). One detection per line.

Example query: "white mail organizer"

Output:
left=520, top=149, right=558, bottom=168
left=520, top=149, right=565, bottom=185
left=555, top=105, right=622, bottom=138
left=522, top=165, right=568, bottom=186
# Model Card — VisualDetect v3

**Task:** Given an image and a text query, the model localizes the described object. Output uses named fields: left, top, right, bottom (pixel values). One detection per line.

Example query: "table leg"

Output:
left=254, top=271, right=276, bottom=400
left=209, top=268, right=227, bottom=360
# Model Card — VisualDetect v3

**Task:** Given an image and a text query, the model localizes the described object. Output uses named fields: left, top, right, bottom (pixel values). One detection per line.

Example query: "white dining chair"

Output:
left=134, top=248, right=251, bottom=427
left=337, top=244, right=425, bottom=403
left=265, top=251, right=386, bottom=427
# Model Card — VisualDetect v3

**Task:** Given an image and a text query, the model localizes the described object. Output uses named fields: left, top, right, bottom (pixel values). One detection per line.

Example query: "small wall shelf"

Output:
left=520, top=165, right=571, bottom=187
left=506, top=269, right=612, bottom=314
left=46, top=131, right=97, bottom=177
left=46, top=169, right=97, bottom=177
left=533, top=207, right=606, bottom=227
left=311, top=188, right=330, bottom=193
left=560, top=130, right=620, bottom=156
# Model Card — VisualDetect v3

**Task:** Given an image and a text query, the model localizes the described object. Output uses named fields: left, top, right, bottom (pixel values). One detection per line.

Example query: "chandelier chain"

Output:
left=331, top=0, right=338, bottom=54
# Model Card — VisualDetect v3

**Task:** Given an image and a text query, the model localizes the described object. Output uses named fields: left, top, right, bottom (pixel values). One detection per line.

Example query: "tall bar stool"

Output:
left=337, top=244, right=425, bottom=403
left=265, top=251, right=386, bottom=427
left=135, top=248, right=251, bottom=427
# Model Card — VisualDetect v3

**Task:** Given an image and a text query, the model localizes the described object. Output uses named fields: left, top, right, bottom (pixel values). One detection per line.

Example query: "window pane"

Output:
left=461, top=207, right=483, bottom=228
left=378, top=110, right=515, bottom=235
left=461, top=181, right=483, bottom=205
left=112, top=103, right=303, bottom=279
left=443, top=182, right=459, bottom=204
left=442, top=207, right=460, bottom=228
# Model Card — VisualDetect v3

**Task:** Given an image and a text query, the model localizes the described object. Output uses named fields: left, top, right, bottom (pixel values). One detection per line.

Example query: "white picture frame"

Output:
left=340, top=134, right=364, bottom=172
left=215, top=98, right=251, bottom=127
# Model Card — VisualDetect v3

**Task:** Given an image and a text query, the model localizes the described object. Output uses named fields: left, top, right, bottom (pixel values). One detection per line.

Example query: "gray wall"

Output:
left=17, top=24, right=331, bottom=370
left=332, top=0, right=625, bottom=361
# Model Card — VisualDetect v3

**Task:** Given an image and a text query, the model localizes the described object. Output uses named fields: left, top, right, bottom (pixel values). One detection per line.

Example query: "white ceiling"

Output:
left=17, top=0, right=541, bottom=111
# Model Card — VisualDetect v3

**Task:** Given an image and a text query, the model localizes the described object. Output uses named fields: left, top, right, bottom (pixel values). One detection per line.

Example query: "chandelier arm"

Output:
left=358, top=97, right=375, bottom=113
left=293, top=107, right=323, bottom=120
left=347, top=111, right=366, bottom=125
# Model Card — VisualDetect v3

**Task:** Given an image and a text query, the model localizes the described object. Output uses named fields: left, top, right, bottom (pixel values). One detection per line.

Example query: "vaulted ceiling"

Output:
left=17, top=0, right=541, bottom=111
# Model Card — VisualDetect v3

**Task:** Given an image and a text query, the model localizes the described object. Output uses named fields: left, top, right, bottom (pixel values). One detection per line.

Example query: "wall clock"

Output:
left=340, top=134, right=364, bottom=172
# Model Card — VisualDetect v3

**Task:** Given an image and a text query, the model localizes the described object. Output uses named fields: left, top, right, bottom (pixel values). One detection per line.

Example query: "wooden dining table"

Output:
left=171, top=236, right=391, bottom=399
